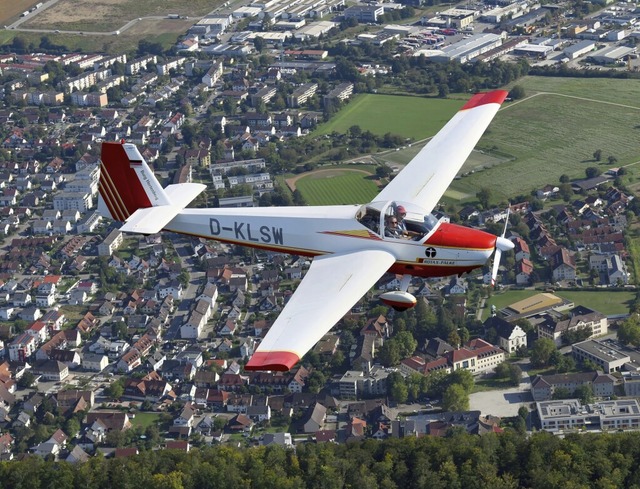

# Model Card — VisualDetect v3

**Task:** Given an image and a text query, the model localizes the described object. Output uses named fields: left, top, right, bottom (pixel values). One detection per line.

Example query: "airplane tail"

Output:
left=98, top=141, right=206, bottom=234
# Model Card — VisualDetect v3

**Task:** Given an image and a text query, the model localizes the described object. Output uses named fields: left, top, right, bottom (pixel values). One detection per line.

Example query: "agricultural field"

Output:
left=315, top=94, right=464, bottom=141
left=1, top=0, right=218, bottom=53
left=294, top=169, right=379, bottom=205
left=22, top=0, right=216, bottom=31
left=0, top=0, right=40, bottom=25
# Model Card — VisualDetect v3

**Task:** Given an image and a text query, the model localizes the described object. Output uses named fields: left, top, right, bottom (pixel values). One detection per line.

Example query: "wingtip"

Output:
left=245, top=351, right=300, bottom=372
left=461, top=90, right=509, bottom=110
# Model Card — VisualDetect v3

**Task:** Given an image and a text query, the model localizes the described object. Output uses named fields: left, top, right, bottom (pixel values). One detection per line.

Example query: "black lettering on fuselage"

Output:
left=210, top=218, right=284, bottom=245
left=209, top=218, right=220, bottom=236
left=247, top=223, right=259, bottom=242
left=260, top=225, right=272, bottom=243
left=272, top=226, right=283, bottom=245
left=234, top=222, right=245, bottom=240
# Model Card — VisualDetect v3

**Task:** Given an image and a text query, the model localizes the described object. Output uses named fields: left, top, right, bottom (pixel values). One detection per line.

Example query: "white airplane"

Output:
left=97, top=90, right=513, bottom=371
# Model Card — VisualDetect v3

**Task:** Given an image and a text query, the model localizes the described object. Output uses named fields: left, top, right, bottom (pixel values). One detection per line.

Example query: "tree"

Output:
left=106, top=380, right=125, bottom=400
left=559, top=174, right=570, bottom=183
left=593, top=149, right=602, bottom=161
left=17, top=371, right=35, bottom=389
left=530, top=338, right=557, bottom=367
left=442, top=384, right=469, bottom=411
left=574, top=384, right=594, bottom=404
left=378, top=340, right=401, bottom=366
left=618, top=315, right=640, bottom=346
left=306, top=371, right=326, bottom=393
left=585, top=167, right=601, bottom=179
left=508, top=364, right=523, bottom=386
left=476, top=187, right=492, bottom=209
left=253, top=36, right=264, bottom=53
left=376, top=164, right=393, bottom=178
left=509, top=85, right=525, bottom=99
left=388, top=372, right=408, bottom=403
left=608, top=155, right=618, bottom=166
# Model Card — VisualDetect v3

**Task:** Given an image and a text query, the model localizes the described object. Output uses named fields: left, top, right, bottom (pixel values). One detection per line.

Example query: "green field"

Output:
left=315, top=94, right=464, bottom=141
left=313, top=77, right=640, bottom=205
left=451, top=76, right=640, bottom=201
left=295, top=170, right=379, bottom=205
left=131, top=412, right=162, bottom=429
left=483, top=289, right=634, bottom=320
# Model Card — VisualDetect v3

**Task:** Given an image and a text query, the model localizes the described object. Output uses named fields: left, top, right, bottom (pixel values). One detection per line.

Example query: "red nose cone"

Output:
left=426, top=223, right=496, bottom=250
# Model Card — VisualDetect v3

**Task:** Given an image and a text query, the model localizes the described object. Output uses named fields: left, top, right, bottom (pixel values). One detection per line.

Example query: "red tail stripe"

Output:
left=99, top=165, right=130, bottom=221
left=101, top=142, right=153, bottom=214
left=99, top=180, right=127, bottom=221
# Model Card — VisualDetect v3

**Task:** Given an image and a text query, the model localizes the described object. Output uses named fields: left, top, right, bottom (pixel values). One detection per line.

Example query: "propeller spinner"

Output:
left=491, top=207, right=515, bottom=287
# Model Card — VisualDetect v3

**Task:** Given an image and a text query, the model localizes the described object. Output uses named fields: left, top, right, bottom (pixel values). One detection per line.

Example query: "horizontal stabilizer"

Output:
left=120, top=182, right=206, bottom=234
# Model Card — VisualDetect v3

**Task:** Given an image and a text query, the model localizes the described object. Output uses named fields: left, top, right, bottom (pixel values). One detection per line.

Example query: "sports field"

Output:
left=295, top=169, right=379, bottom=205
left=482, top=289, right=634, bottom=320
left=315, top=94, right=464, bottom=141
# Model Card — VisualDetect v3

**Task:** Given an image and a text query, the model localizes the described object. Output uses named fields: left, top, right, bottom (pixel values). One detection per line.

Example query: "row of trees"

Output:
left=3, top=430, right=640, bottom=488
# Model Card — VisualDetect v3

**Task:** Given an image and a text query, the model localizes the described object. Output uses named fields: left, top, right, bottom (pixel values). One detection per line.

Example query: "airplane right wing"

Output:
left=375, top=90, right=508, bottom=214
left=245, top=249, right=396, bottom=371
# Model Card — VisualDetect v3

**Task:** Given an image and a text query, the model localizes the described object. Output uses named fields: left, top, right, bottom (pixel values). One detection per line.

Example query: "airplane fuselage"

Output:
left=164, top=205, right=497, bottom=278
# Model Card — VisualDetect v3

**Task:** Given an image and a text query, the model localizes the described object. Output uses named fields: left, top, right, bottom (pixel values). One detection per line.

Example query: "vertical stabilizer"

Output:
left=99, top=141, right=170, bottom=221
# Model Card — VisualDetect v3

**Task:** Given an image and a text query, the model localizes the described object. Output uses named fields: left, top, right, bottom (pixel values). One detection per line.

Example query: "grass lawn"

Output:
left=314, top=94, right=464, bottom=140
left=483, top=289, right=635, bottom=320
left=295, top=170, right=379, bottom=205
left=131, top=412, right=162, bottom=429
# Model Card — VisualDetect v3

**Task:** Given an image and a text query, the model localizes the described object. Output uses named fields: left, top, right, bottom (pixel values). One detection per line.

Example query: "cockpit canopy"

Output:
left=356, top=200, right=441, bottom=242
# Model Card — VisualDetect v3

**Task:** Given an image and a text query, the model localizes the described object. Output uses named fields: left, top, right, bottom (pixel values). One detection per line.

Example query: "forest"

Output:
left=2, top=430, right=640, bottom=489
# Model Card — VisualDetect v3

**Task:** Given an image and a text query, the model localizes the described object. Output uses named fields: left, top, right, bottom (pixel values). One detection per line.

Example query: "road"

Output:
left=164, top=237, right=205, bottom=340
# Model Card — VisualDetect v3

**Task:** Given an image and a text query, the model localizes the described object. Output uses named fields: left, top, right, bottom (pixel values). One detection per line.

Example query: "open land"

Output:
left=0, top=0, right=41, bottom=26
left=22, top=0, right=216, bottom=31
left=0, top=0, right=218, bottom=52
left=311, top=77, right=640, bottom=206
left=482, top=289, right=635, bottom=320
left=451, top=76, right=640, bottom=201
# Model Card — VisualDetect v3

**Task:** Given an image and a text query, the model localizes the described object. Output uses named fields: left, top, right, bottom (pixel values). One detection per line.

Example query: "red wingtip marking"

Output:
left=245, top=351, right=300, bottom=372
left=461, top=90, right=509, bottom=110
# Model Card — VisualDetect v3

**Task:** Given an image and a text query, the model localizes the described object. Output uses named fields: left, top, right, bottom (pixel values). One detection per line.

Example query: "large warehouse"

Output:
left=429, top=33, right=504, bottom=63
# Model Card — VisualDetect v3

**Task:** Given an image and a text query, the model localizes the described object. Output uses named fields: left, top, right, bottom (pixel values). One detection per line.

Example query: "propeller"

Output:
left=491, top=207, right=515, bottom=287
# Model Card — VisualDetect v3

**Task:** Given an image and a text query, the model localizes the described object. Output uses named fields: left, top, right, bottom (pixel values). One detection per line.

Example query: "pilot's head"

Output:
left=396, top=205, right=406, bottom=219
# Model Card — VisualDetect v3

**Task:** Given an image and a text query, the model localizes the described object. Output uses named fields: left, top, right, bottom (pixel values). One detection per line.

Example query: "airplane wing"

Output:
left=375, top=90, right=508, bottom=213
left=244, top=249, right=397, bottom=371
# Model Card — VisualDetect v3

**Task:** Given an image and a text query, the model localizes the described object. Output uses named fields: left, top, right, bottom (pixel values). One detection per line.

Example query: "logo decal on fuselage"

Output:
left=425, top=247, right=437, bottom=258
left=209, top=218, right=284, bottom=244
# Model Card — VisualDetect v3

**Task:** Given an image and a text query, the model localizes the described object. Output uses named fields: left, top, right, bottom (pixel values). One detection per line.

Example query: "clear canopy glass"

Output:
left=356, top=200, right=441, bottom=241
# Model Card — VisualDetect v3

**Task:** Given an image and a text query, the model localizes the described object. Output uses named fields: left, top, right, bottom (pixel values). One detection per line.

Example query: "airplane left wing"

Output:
left=245, top=249, right=397, bottom=371
left=375, top=90, right=508, bottom=213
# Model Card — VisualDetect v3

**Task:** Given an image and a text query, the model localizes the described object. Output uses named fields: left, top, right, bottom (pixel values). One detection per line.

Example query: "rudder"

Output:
left=99, top=142, right=169, bottom=221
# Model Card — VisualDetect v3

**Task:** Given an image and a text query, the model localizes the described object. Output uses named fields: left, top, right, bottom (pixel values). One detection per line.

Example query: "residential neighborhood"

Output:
left=0, top=0, right=640, bottom=462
